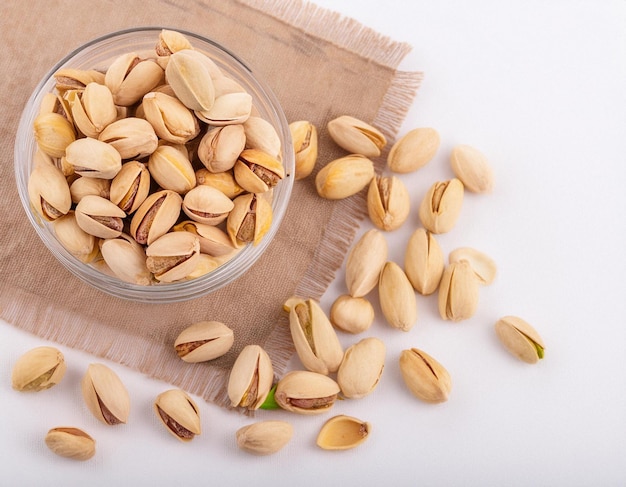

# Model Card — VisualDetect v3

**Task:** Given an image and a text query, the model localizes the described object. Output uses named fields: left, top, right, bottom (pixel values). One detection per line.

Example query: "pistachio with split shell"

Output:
left=54, top=67, right=105, bottom=91
left=81, top=363, right=130, bottom=425
left=75, top=195, right=126, bottom=239
left=337, top=337, right=385, bottom=399
left=450, top=144, right=494, bottom=193
left=329, top=294, right=375, bottom=334
left=234, top=149, right=285, bottom=194
left=182, top=185, right=234, bottom=225
left=184, top=253, right=227, bottom=279
left=387, top=127, right=440, bottom=173
left=315, top=154, right=375, bottom=200
left=289, top=120, right=318, bottom=180
left=38, top=92, right=72, bottom=121
left=226, top=193, right=273, bottom=247
left=165, top=49, right=216, bottom=111
left=69, top=177, right=110, bottom=204
left=109, top=161, right=151, bottom=213
left=437, top=260, right=480, bottom=321
left=11, top=346, right=67, bottom=392
left=45, top=427, right=96, bottom=461
left=64, top=137, right=122, bottom=179
left=27, top=163, right=71, bottom=221
left=195, top=92, right=252, bottom=126
left=212, top=75, right=246, bottom=97
left=197, top=124, right=246, bottom=173
left=274, top=370, right=340, bottom=415
left=65, top=83, right=117, bottom=138
left=195, top=168, right=245, bottom=199
left=155, top=29, right=193, bottom=58
left=34, top=145, right=74, bottom=178
left=141, top=91, right=200, bottom=144
left=378, top=261, right=418, bottom=331
left=418, top=178, right=464, bottom=234
left=145, top=231, right=201, bottom=282
left=130, top=189, right=183, bottom=245
left=99, top=117, right=159, bottom=160
left=243, top=116, right=282, bottom=158
left=404, top=228, right=445, bottom=295
left=399, top=348, right=452, bottom=403
left=33, top=112, right=76, bottom=159
left=367, top=175, right=410, bottom=231
left=100, top=234, right=151, bottom=285
left=173, top=220, right=237, bottom=257
left=147, top=144, right=196, bottom=194
left=286, top=297, right=344, bottom=375
left=53, top=212, right=98, bottom=263
left=495, top=316, right=545, bottom=364
left=227, top=344, right=274, bottom=410
left=327, top=115, right=386, bottom=158
left=345, top=229, right=388, bottom=298
left=449, top=247, right=497, bottom=285
left=154, top=389, right=201, bottom=442
left=236, top=421, right=293, bottom=455
left=105, top=53, right=164, bottom=106
left=316, top=415, right=371, bottom=451
left=174, top=321, right=234, bottom=363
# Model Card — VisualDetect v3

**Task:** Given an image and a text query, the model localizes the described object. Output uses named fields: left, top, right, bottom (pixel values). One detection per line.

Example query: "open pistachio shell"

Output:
left=196, top=168, right=245, bottom=199
left=154, top=389, right=201, bottom=442
left=367, top=175, right=410, bottom=231
left=274, top=370, right=340, bottom=415
left=182, top=185, right=234, bottom=225
left=174, top=321, right=234, bottom=363
left=404, top=228, right=445, bottom=295
left=345, top=229, right=388, bottom=298
left=165, top=49, right=215, bottom=111
left=195, top=92, right=252, bottom=126
left=418, top=178, right=464, bottom=234
left=66, top=82, right=117, bottom=138
left=142, top=91, right=200, bottom=144
left=69, top=176, right=110, bottom=204
left=495, top=316, right=545, bottom=364
left=449, top=247, right=497, bottom=285
left=437, top=260, right=480, bottom=322
left=11, top=346, right=67, bottom=392
left=243, top=116, right=282, bottom=158
left=130, top=189, right=183, bottom=245
left=327, top=115, right=386, bottom=158
left=99, top=117, right=159, bottom=160
left=109, top=161, right=151, bottom=213
left=226, top=193, right=273, bottom=247
left=105, top=53, right=164, bottom=106
left=33, top=112, right=76, bottom=158
left=234, top=149, right=285, bottom=194
left=53, top=212, right=98, bottom=263
left=289, top=120, right=318, bottom=180
left=100, top=233, right=151, bottom=285
left=399, top=348, right=452, bottom=403
left=197, top=124, right=246, bottom=173
left=81, top=363, right=130, bottom=425
left=227, top=344, right=274, bottom=410
left=316, top=415, right=371, bottom=450
left=75, top=195, right=126, bottom=239
left=65, top=137, right=122, bottom=179
left=145, top=231, right=201, bottom=282
left=147, top=144, right=196, bottom=194
left=27, top=163, right=72, bottom=221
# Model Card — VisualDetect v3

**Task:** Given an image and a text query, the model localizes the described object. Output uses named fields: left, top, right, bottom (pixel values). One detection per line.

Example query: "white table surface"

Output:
left=2, top=1, right=625, bottom=485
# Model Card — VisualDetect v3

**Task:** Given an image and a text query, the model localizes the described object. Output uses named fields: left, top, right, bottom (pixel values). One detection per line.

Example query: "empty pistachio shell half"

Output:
left=274, top=370, right=340, bottom=415
left=45, top=427, right=96, bottom=461
left=438, top=260, right=480, bottom=321
left=399, top=348, right=452, bottom=403
left=174, top=321, right=234, bottom=363
left=327, top=115, right=386, bottom=158
left=450, top=144, right=494, bottom=193
left=11, top=346, right=67, bottom=392
left=387, top=127, right=440, bottom=173
left=495, top=316, right=545, bottom=364
left=345, top=229, right=388, bottom=298
left=337, top=337, right=385, bottom=399
left=329, top=294, right=375, bottom=334
left=227, top=344, right=274, bottom=410
left=315, top=154, right=375, bottom=200
left=316, top=415, right=371, bottom=450
left=236, top=420, right=293, bottom=455
left=81, top=363, right=130, bottom=425
left=404, top=228, right=445, bottom=295
left=289, top=120, right=318, bottom=180
left=418, top=178, right=464, bottom=234
left=378, top=261, right=418, bottom=332
left=449, top=247, right=497, bottom=285
left=367, top=175, right=410, bottom=231
left=154, top=389, right=201, bottom=441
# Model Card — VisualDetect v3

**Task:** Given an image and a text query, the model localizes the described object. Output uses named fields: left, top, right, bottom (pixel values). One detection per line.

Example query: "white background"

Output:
left=2, top=1, right=625, bottom=485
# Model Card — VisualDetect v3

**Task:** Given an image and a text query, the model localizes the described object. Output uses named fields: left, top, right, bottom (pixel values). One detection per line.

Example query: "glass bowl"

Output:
left=14, top=27, right=294, bottom=303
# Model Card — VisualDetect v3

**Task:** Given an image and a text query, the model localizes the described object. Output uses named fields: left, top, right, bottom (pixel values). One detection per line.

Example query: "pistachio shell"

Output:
left=387, top=127, right=440, bottom=173
left=182, top=184, right=234, bottom=225
left=437, top=261, right=480, bottom=322
left=27, top=163, right=72, bottom=221
left=399, top=348, right=451, bottom=403
left=243, top=116, right=281, bottom=158
left=155, top=29, right=193, bottom=56
left=418, top=178, right=464, bottom=234
left=81, top=363, right=130, bottom=425
left=53, top=212, right=98, bottom=263
left=69, top=177, right=110, bottom=204
left=316, top=415, right=371, bottom=450
left=165, top=50, right=215, bottom=111
left=329, top=294, right=375, bottom=334
left=274, top=370, right=340, bottom=415
left=337, top=337, right=385, bottom=399
left=173, top=220, right=237, bottom=257
left=227, top=344, right=274, bottom=410
left=197, top=124, right=246, bottom=173
left=66, top=83, right=117, bottom=138
left=174, top=321, right=234, bottom=363
left=109, top=161, right=151, bottom=213
left=100, top=234, right=151, bottom=285
left=105, top=53, right=164, bottom=106
left=315, top=154, right=375, bottom=200
left=195, top=168, right=245, bottom=199
left=45, top=427, right=96, bottom=461
left=367, top=175, right=410, bottom=231
left=147, top=145, right=196, bottom=194
left=404, top=228, right=445, bottom=295
left=345, top=229, right=388, bottom=297
left=142, top=91, right=200, bottom=144
left=195, top=92, right=252, bottom=126
left=154, top=389, right=201, bottom=441
left=226, top=193, right=273, bottom=247
left=33, top=112, right=76, bottom=158
left=130, top=189, right=183, bottom=245
left=449, top=247, right=497, bottom=285
left=99, top=117, right=159, bottom=160
left=378, top=261, right=418, bottom=331
left=11, top=346, right=67, bottom=391
left=289, top=120, right=318, bottom=180
left=64, top=137, right=122, bottom=179
left=145, top=231, right=201, bottom=282
left=234, top=149, right=285, bottom=194
left=55, top=68, right=105, bottom=91
left=75, top=195, right=126, bottom=239
left=327, top=115, right=386, bottom=157
left=450, top=144, right=494, bottom=193
left=495, top=316, right=545, bottom=364
left=236, top=421, right=293, bottom=455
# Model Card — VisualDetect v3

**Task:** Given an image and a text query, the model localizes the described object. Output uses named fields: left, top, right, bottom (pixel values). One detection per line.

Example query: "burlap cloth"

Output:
left=0, top=0, right=420, bottom=409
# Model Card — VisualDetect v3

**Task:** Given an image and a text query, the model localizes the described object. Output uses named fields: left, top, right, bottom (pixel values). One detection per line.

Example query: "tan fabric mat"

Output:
left=0, top=0, right=421, bottom=409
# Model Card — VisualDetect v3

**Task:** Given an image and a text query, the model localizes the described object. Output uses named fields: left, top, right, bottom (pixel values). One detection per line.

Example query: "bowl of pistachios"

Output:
left=14, top=27, right=294, bottom=303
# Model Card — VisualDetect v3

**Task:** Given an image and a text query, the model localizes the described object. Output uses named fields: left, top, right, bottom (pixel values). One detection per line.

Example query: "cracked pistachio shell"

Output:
left=165, top=49, right=216, bottom=111
left=212, top=76, right=246, bottom=98
left=155, top=29, right=193, bottom=57
left=234, top=149, right=285, bottom=194
left=400, top=348, right=452, bottom=403
left=327, top=115, right=386, bottom=157
left=236, top=420, right=293, bottom=455
left=418, top=178, right=464, bottom=234
left=109, top=161, right=151, bottom=213
left=196, top=168, right=245, bottom=199
left=75, top=195, right=126, bottom=239
left=64, top=137, right=122, bottom=179
left=100, top=233, right=151, bottom=285
left=173, top=220, right=237, bottom=257
left=33, top=112, right=76, bottom=158
left=182, top=185, right=234, bottom=225
left=379, top=261, right=418, bottom=331
left=11, top=346, right=67, bottom=392
left=130, top=189, right=183, bottom=245
left=274, top=370, right=340, bottom=415
left=315, top=154, right=375, bottom=200
left=287, top=297, right=344, bottom=375
left=154, top=389, right=201, bottom=442
left=195, top=91, right=252, bottom=126
left=387, top=127, right=440, bottom=173
left=329, top=294, right=374, bottom=334
left=437, top=260, right=480, bottom=322
left=147, top=144, right=196, bottom=194
left=495, top=316, right=545, bottom=364
left=105, top=53, right=164, bottom=106
left=316, top=415, right=371, bottom=450
left=142, top=91, right=200, bottom=144
left=145, top=231, right=201, bottom=282
left=197, top=124, right=246, bottom=173
left=99, top=117, right=159, bottom=160
left=367, top=175, right=410, bottom=231
left=450, top=144, right=494, bottom=193
left=183, top=253, right=226, bottom=279
left=174, top=321, right=234, bottom=363
left=243, top=116, right=281, bottom=158
left=69, top=177, right=110, bottom=204
left=337, top=337, right=385, bottom=399
left=54, top=68, right=105, bottom=91
left=27, top=163, right=71, bottom=221
left=66, top=83, right=117, bottom=138
left=45, top=427, right=96, bottom=461
left=53, top=212, right=98, bottom=263
left=404, top=228, right=445, bottom=295
left=81, top=363, right=130, bottom=425
left=345, top=229, right=388, bottom=298
left=226, top=193, right=273, bottom=247
left=449, top=247, right=497, bottom=285
left=289, top=120, right=318, bottom=180
left=227, top=344, right=274, bottom=410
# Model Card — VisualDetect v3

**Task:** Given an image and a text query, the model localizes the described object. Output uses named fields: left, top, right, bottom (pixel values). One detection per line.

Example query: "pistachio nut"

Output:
left=148, top=144, right=196, bottom=194
left=195, top=168, right=245, bottom=199
left=109, top=161, right=151, bottom=213
left=155, top=29, right=193, bottom=57
left=234, top=149, right=285, bottom=194
left=165, top=49, right=216, bottom=111
left=329, top=294, right=375, bottom=334
left=45, top=427, right=96, bottom=461
left=327, top=115, right=386, bottom=157
left=315, top=154, right=375, bottom=200
left=387, top=127, right=440, bottom=173
left=337, top=337, right=385, bottom=399
left=418, top=178, right=464, bottom=234
left=81, top=363, right=130, bottom=425
left=345, top=229, right=388, bottom=298
left=495, top=316, right=545, bottom=364
left=236, top=420, right=293, bottom=455
left=195, top=91, right=252, bottom=126
left=450, top=144, right=494, bottom=193
left=38, top=92, right=70, bottom=119
left=378, top=261, right=418, bottom=331
left=143, top=91, right=200, bottom=144
left=33, top=112, right=76, bottom=158
left=197, top=124, right=246, bottom=173
left=404, top=228, right=445, bottom=295
left=184, top=253, right=228, bottom=279
left=11, top=346, right=67, bottom=392
left=173, top=220, right=237, bottom=257
left=286, top=297, right=344, bottom=375
left=105, top=53, right=164, bottom=106
left=367, top=175, right=410, bottom=231
left=100, top=233, right=152, bottom=285
left=243, top=116, right=281, bottom=158
left=226, top=193, right=273, bottom=247
left=69, top=176, right=111, bottom=204
left=182, top=184, right=234, bottom=225
left=145, top=231, right=201, bottom=282
left=289, top=120, right=318, bottom=180
left=437, top=260, right=480, bottom=322
left=227, top=344, right=274, bottom=410
left=274, top=370, right=340, bottom=415
left=75, top=195, right=126, bottom=239
left=65, top=83, right=117, bottom=138
left=54, top=67, right=105, bottom=91
left=399, top=348, right=452, bottom=403
left=316, top=415, right=371, bottom=451
left=449, top=247, right=497, bottom=285
left=27, top=163, right=71, bottom=221
left=53, top=212, right=99, bottom=263
left=174, top=321, right=234, bottom=363
left=99, top=117, right=159, bottom=160
left=64, top=137, right=122, bottom=179
left=34, top=146, right=74, bottom=178
left=130, top=189, right=183, bottom=245
left=154, top=389, right=201, bottom=442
